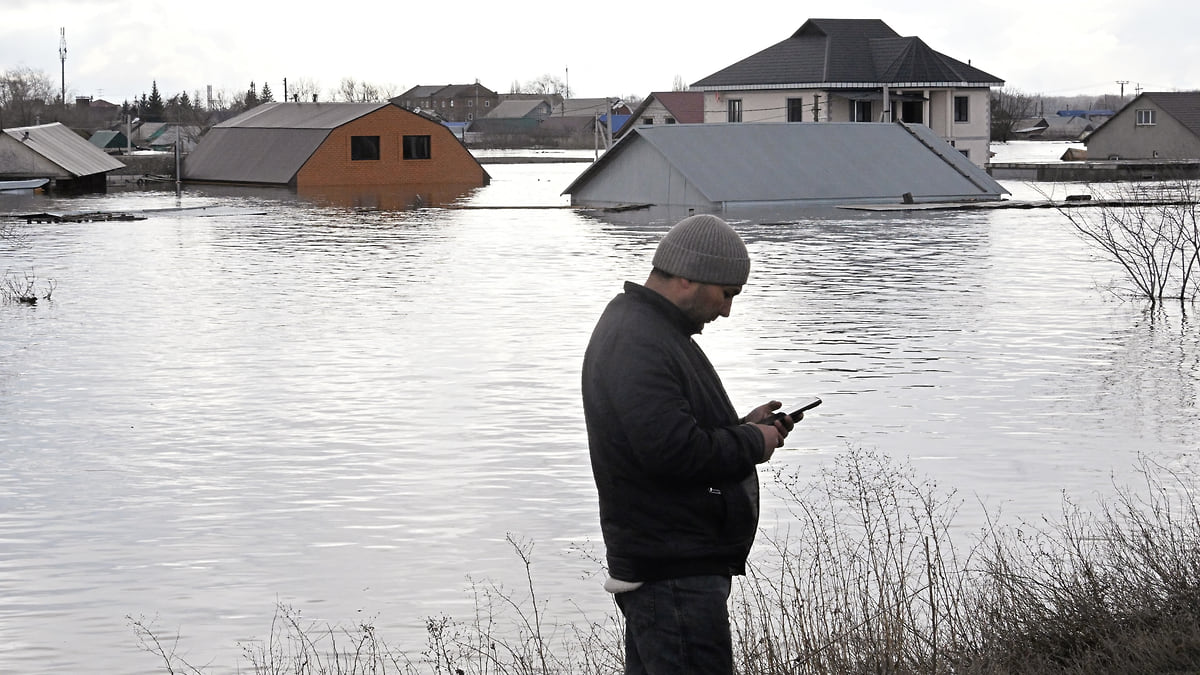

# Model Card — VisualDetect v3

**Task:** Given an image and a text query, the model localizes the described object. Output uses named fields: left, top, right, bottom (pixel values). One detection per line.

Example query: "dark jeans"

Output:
left=615, top=575, right=733, bottom=675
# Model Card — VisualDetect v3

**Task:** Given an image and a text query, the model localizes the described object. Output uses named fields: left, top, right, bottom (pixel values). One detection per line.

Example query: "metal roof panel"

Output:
left=2, top=122, right=124, bottom=177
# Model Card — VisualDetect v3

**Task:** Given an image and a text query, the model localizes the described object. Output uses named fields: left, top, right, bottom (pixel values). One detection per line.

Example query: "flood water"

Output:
left=2, top=145, right=1198, bottom=673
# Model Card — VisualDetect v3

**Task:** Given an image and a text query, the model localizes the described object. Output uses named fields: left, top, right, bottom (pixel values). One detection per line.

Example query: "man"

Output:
left=582, top=214, right=798, bottom=674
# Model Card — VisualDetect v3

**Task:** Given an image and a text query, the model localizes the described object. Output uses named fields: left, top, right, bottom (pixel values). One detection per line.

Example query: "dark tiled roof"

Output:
left=692, top=18, right=1003, bottom=88
left=1142, top=92, right=1200, bottom=137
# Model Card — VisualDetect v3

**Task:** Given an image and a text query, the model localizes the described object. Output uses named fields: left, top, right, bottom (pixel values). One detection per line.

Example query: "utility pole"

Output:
left=59, top=28, right=67, bottom=106
left=1116, top=80, right=1129, bottom=99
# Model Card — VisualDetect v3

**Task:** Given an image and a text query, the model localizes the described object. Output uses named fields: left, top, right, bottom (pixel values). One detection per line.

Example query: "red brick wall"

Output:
left=296, top=106, right=487, bottom=187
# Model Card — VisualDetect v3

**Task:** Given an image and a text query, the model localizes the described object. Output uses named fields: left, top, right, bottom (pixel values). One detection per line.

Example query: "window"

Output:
left=852, top=100, right=873, bottom=122
left=954, top=96, right=969, bottom=123
left=666, top=117, right=676, bottom=124
left=403, top=135, right=431, bottom=160
left=643, top=117, right=654, bottom=125
left=1136, top=109, right=1157, bottom=126
left=350, top=135, right=380, bottom=161
left=727, top=99, right=742, bottom=123
left=901, top=98, right=924, bottom=124
left=787, top=98, right=804, bottom=123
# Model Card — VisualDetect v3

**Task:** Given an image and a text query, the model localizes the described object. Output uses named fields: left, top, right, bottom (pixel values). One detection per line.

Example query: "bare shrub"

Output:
left=1050, top=180, right=1200, bottom=307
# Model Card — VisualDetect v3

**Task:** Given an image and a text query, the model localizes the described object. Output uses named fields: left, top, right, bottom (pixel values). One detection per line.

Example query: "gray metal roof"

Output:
left=564, top=122, right=1007, bottom=208
left=1, top=122, right=124, bottom=177
left=186, top=102, right=390, bottom=184
left=183, top=127, right=329, bottom=184
left=216, top=102, right=389, bottom=129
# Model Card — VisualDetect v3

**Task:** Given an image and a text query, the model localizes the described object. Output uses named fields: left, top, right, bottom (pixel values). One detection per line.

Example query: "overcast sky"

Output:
left=3, top=0, right=1197, bottom=106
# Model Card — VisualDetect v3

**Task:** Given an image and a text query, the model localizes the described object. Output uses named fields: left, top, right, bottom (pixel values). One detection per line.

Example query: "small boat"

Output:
left=0, top=178, right=49, bottom=193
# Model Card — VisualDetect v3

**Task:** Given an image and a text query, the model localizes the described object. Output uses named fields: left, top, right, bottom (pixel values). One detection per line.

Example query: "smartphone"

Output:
left=766, top=397, right=822, bottom=424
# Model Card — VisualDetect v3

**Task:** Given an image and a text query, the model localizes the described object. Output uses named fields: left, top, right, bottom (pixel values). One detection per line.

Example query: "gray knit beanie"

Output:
left=652, top=214, right=750, bottom=285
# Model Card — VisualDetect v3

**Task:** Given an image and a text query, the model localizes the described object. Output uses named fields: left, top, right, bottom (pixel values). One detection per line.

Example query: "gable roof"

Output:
left=692, top=18, right=1003, bottom=89
left=1137, top=91, right=1200, bottom=136
left=184, top=102, right=390, bottom=184
left=557, top=98, right=626, bottom=115
left=485, top=99, right=551, bottom=119
left=626, top=91, right=705, bottom=125
left=0, top=122, right=125, bottom=178
left=397, top=85, right=445, bottom=100
left=563, top=121, right=1007, bottom=208
left=217, top=101, right=387, bottom=129
left=88, top=129, right=127, bottom=149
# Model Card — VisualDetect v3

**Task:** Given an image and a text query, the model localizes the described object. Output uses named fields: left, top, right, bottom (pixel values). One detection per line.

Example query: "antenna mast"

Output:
left=59, top=28, right=67, bottom=105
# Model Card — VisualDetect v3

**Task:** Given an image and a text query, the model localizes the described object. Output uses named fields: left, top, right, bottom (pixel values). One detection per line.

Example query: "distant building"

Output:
left=391, top=83, right=500, bottom=123
left=621, top=91, right=705, bottom=138
left=1085, top=92, right=1200, bottom=160
left=690, top=18, right=1003, bottom=166
left=88, top=129, right=130, bottom=154
left=554, top=98, right=632, bottom=118
left=183, top=102, right=489, bottom=189
left=0, top=122, right=125, bottom=191
left=563, top=122, right=1007, bottom=210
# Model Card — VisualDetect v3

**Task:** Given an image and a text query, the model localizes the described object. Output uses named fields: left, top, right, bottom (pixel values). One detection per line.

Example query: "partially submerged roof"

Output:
left=485, top=99, right=551, bottom=119
left=692, top=18, right=1003, bottom=89
left=625, top=92, right=705, bottom=125
left=217, top=101, right=388, bottom=129
left=88, top=129, right=127, bottom=149
left=0, top=122, right=124, bottom=179
left=1135, top=91, right=1200, bottom=136
left=563, top=122, right=1008, bottom=209
left=184, top=102, right=387, bottom=184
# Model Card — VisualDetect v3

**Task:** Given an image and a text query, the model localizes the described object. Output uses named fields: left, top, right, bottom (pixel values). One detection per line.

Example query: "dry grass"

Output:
left=133, top=447, right=1200, bottom=674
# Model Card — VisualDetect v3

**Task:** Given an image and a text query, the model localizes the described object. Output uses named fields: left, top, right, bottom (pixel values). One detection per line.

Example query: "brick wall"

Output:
left=296, top=107, right=487, bottom=187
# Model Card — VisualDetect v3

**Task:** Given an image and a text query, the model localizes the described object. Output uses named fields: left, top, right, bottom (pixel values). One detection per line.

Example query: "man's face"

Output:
left=680, top=281, right=742, bottom=325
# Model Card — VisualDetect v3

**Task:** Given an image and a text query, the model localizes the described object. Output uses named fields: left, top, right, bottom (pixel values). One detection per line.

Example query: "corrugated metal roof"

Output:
left=217, top=102, right=388, bottom=130
left=183, top=127, right=328, bottom=184
left=564, top=122, right=1006, bottom=207
left=2, top=122, right=124, bottom=177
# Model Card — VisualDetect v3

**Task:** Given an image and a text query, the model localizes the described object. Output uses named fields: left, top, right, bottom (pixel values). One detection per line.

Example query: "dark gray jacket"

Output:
left=582, top=282, right=765, bottom=582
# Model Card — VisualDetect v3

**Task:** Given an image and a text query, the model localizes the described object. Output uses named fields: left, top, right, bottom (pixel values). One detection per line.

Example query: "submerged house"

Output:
left=183, top=102, right=489, bottom=188
left=0, top=122, right=125, bottom=191
left=690, top=18, right=1003, bottom=166
left=620, top=91, right=706, bottom=139
left=563, top=121, right=1007, bottom=210
left=1084, top=92, right=1200, bottom=161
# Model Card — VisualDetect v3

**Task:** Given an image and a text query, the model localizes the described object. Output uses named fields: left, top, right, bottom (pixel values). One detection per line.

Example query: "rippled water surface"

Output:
left=2, top=155, right=1197, bottom=673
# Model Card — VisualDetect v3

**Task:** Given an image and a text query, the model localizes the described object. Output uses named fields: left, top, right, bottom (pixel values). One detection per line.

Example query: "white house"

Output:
left=690, top=18, right=1004, bottom=166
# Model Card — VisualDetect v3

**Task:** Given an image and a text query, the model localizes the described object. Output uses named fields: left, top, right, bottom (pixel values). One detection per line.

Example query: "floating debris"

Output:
left=18, top=211, right=148, bottom=224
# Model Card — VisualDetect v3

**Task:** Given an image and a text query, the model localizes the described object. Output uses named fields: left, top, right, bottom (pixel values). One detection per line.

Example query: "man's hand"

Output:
left=744, top=400, right=797, bottom=462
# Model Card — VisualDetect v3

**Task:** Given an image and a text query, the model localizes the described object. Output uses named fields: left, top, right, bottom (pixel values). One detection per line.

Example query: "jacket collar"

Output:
left=624, top=281, right=704, bottom=335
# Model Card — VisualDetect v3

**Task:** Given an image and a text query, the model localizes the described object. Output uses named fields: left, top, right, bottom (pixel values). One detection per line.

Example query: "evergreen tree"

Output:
left=145, top=81, right=165, bottom=122
left=260, top=81, right=274, bottom=103
left=245, top=81, right=259, bottom=109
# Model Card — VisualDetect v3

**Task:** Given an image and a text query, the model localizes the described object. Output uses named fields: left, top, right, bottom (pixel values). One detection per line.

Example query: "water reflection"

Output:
left=1, top=164, right=1198, bottom=674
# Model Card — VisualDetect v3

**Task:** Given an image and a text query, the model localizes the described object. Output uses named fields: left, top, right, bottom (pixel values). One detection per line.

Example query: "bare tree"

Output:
left=990, top=87, right=1038, bottom=142
left=335, top=77, right=395, bottom=102
left=1051, top=181, right=1200, bottom=308
left=287, top=78, right=321, bottom=103
left=0, top=66, right=55, bottom=127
